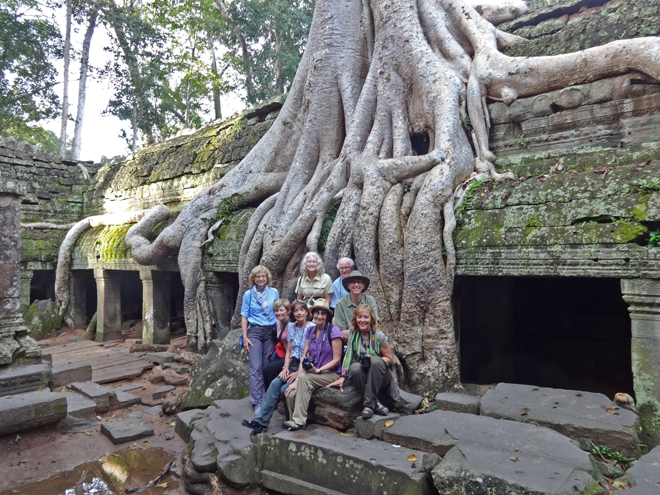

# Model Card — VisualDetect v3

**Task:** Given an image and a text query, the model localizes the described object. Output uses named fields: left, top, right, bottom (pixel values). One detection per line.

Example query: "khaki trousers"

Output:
left=286, top=370, right=340, bottom=426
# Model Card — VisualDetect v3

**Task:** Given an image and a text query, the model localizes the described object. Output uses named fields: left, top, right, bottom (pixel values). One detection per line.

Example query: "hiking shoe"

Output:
left=283, top=420, right=303, bottom=431
left=242, top=419, right=265, bottom=434
left=374, top=402, right=389, bottom=416
left=361, top=406, right=374, bottom=419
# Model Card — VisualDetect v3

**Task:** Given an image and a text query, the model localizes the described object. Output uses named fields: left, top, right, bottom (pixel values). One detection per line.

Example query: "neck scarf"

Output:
left=252, top=284, right=272, bottom=318
left=341, top=328, right=380, bottom=372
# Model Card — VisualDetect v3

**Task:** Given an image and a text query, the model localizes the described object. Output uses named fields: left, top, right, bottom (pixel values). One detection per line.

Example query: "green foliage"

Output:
left=458, top=177, right=490, bottom=212
left=220, top=0, right=314, bottom=104
left=318, top=199, right=340, bottom=254
left=648, top=231, right=660, bottom=248
left=591, top=445, right=636, bottom=469
left=517, top=134, right=530, bottom=148
left=633, top=178, right=660, bottom=193
left=212, top=192, right=245, bottom=223
left=0, top=0, right=61, bottom=134
left=1, top=122, right=60, bottom=154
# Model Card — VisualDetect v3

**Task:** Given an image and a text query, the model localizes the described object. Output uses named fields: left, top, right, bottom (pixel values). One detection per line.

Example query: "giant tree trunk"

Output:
left=57, top=0, right=660, bottom=394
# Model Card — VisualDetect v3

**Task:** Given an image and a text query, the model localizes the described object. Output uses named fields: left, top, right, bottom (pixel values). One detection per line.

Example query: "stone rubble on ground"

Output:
left=100, top=417, right=154, bottom=444
left=153, top=385, right=175, bottom=400
left=51, top=363, right=92, bottom=387
left=145, top=352, right=177, bottom=364
left=0, top=363, right=51, bottom=395
left=0, top=390, right=67, bottom=436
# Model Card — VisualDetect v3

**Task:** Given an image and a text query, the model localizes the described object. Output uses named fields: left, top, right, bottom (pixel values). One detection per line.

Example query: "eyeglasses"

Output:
left=338, top=266, right=353, bottom=271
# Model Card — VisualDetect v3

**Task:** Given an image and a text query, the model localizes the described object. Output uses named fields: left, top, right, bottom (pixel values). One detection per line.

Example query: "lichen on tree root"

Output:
left=57, top=0, right=660, bottom=393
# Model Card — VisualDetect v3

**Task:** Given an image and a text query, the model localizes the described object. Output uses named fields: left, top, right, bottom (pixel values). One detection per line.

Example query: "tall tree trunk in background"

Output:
left=274, top=28, right=283, bottom=94
left=213, top=0, right=254, bottom=102
left=131, top=101, right=137, bottom=152
left=59, top=0, right=73, bottom=158
left=210, top=37, right=222, bottom=120
left=72, top=0, right=101, bottom=160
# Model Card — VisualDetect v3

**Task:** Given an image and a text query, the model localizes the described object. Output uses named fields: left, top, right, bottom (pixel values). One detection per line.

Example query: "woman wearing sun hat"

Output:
left=282, top=299, right=343, bottom=430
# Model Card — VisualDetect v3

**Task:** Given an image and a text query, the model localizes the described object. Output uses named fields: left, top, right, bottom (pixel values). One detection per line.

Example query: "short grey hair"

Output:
left=300, top=251, right=325, bottom=277
left=336, top=257, right=355, bottom=270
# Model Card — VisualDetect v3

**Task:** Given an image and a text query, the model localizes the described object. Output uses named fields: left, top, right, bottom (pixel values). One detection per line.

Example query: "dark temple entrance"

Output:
left=453, top=276, right=633, bottom=399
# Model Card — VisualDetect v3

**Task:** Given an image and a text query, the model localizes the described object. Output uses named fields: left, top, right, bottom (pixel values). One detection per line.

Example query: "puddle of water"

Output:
left=0, top=448, right=181, bottom=495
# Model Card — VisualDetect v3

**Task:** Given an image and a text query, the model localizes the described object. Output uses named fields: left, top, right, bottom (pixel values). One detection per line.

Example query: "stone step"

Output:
left=260, top=428, right=435, bottom=495
left=381, top=410, right=603, bottom=494
left=622, top=446, right=660, bottom=494
left=480, top=383, right=640, bottom=457
left=0, top=390, right=67, bottom=436
left=51, top=391, right=96, bottom=419
left=51, top=363, right=92, bottom=388
left=0, top=364, right=52, bottom=395
left=434, top=392, right=481, bottom=415
left=69, top=381, right=117, bottom=413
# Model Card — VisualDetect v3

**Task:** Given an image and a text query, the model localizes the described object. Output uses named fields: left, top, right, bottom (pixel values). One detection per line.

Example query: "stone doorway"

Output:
left=453, top=275, right=633, bottom=398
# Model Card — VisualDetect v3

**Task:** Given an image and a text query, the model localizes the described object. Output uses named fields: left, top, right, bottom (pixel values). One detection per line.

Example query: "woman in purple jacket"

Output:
left=283, top=299, right=343, bottom=430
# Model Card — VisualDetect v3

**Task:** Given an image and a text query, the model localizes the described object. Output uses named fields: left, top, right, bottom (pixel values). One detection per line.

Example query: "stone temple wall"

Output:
left=0, top=138, right=97, bottom=271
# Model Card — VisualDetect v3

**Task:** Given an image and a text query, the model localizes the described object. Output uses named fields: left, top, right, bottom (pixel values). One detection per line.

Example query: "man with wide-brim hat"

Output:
left=334, top=271, right=379, bottom=338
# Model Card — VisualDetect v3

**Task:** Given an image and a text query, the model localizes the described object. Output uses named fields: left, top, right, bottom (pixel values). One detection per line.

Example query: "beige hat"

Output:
left=342, top=270, right=370, bottom=292
left=309, top=298, right=333, bottom=317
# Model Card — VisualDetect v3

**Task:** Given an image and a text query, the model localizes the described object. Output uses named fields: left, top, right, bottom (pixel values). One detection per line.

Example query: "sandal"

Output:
left=283, top=420, right=304, bottom=431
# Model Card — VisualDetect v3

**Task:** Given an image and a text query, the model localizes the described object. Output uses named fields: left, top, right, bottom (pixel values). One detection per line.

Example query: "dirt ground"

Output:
left=0, top=329, right=192, bottom=495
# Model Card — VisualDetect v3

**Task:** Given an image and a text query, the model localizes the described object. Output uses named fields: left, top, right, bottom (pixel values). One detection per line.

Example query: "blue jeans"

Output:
left=253, top=360, right=299, bottom=427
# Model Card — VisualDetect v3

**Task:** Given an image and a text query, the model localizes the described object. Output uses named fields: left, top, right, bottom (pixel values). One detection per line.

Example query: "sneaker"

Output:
left=283, top=420, right=303, bottom=431
left=374, top=401, right=389, bottom=416
left=361, top=406, right=374, bottom=419
left=242, top=419, right=265, bottom=434
left=254, top=405, right=261, bottom=415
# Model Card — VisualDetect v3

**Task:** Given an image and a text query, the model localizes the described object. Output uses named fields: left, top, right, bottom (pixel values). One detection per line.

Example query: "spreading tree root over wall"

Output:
left=56, top=0, right=660, bottom=393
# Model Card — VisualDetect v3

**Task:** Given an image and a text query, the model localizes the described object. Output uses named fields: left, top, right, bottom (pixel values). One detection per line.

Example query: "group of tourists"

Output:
left=239, top=252, right=397, bottom=433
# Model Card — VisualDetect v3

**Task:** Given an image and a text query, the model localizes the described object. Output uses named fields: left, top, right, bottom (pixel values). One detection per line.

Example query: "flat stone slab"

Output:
left=623, top=446, right=660, bottom=494
left=481, top=383, right=640, bottom=457
left=142, top=405, right=163, bottom=416
left=100, top=417, right=154, bottom=444
left=162, top=363, right=190, bottom=374
left=116, top=384, right=143, bottom=392
left=397, top=389, right=424, bottom=414
left=380, top=410, right=601, bottom=494
left=175, top=408, right=205, bottom=442
left=261, top=428, right=434, bottom=495
left=434, top=392, right=481, bottom=415
left=0, top=390, right=67, bottom=436
left=0, top=364, right=52, bottom=395
left=146, top=352, right=176, bottom=364
left=70, top=381, right=117, bottom=413
left=114, top=390, right=141, bottom=408
left=355, top=411, right=400, bottom=439
left=51, top=391, right=96, bottom=419
left=51, top=363, right=92, bottom=388
left=153, top=385, right=175, bottom=400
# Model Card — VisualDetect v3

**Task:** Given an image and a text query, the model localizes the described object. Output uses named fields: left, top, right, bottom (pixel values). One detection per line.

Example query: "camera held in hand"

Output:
left=358, top=353, right=371, bottom=369
left=302, top=356, right=317, bottom=371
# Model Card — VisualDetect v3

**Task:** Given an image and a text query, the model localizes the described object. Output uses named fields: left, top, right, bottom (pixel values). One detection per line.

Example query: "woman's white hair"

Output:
left=336, top=257, right=355, bottom=270
left=299, top=251, right=325, bottom=277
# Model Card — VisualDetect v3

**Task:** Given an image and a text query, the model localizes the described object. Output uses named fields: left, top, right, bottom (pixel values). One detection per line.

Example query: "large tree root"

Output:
left=55, top=210, right=156, bottom=316
left=55, top=0, right=660, bottom=393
